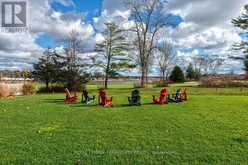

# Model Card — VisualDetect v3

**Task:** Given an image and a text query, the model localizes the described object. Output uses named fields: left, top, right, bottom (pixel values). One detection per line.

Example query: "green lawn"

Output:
left=1, top=86, right=248, bottom=164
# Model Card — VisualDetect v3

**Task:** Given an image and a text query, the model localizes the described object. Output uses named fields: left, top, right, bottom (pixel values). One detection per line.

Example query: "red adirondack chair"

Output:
left=98, top=89, right=113, bottom=106
left=64, top=88, right=78, bottom=103
left=153, top=88, right=168, bottom=104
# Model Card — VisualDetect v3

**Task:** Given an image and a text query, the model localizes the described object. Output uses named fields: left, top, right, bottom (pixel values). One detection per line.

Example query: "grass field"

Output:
left=1, top=85, right=248, bottom=164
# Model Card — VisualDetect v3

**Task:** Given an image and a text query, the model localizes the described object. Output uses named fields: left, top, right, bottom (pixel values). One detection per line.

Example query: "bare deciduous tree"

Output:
left=124, top=0, right=169, bottom=87
left=192, top=55, right=224, bottom=75
left=208, top=57, right=225, bottom=74
left=157, top=40, right=175, bottom=82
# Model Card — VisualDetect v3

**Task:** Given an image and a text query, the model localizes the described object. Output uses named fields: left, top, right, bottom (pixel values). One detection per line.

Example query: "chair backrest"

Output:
left=175, top=89, right=181, bottom=95
left=82, top=90, right=89, bottom=98
left=65, top=88, right=72, bottom=98
left=160, top=88, right=167, bottom=96
left=182, top=88, right=187, bottom=100
left=159, top=88, right=168, bottom=101
left=99, top=89, right=106, bottom=97
left=132, top=89, right=140, bottom=97
left=99, top=89, right=107, bottom=103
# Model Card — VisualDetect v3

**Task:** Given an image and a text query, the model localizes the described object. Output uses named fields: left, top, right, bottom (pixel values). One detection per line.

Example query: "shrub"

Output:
left=23, top=82, right=36, bottom=95
left=37, top=83, right=87, bottom=93
left=200, top=77, right=248, bottom=88
left=37, top=85, right=65, bottom=93
left=0, top=82, right=10, bottom=98
left=153, top=81, right=168, bottom=87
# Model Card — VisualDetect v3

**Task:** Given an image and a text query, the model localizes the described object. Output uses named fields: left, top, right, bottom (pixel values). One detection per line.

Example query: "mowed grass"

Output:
left=1, top=86, right=248, bottom=164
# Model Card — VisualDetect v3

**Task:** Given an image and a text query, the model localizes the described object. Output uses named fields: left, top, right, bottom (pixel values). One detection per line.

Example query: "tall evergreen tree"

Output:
left=33, top=48, right=59, bottom=90
left=232, top=4, right=248, bottom=74
left=55, top=30, right=90, bottom=91
left=170, top=66, right=185, bottom=83
left=93, top=22, right=134, bottom=89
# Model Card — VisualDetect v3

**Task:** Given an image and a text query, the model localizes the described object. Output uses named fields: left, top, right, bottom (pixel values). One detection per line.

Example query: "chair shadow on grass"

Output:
left=43, top=99, right=65, bottom=104
left=70, top=103, right=129, bottom=109
left=43, top=98, right=156, bottom=109
left=70, top=103, right=99, bottom=108
left=43, top=99, right=99, bottom=109
left=70, top=103, right=153, bottom=109
left=108, top=102, right=156, bottom=109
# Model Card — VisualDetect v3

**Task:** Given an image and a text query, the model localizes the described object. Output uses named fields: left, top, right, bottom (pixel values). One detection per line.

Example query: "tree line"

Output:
left=31, top=1, right=248, bottom=90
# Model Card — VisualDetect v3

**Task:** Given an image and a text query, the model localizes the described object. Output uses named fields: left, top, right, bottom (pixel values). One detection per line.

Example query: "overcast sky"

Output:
left=0, top=0, right=247, bottom=74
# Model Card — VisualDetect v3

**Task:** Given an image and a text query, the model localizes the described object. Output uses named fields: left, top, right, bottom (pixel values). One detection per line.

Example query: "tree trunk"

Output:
left=162, top=70, right=165, bottom=83
left=145, top=62, right=150, bottom=86
left=140, top=69, right=145, bottom=88
left=104, top=73, right=109, bottom=89
left=145, top=68, right=148, bottom=85
left=105, top=59, right=111, bottom=89
left=145, top=69, right=148, bottom=85
left=45, top=79, right=49, bottom=90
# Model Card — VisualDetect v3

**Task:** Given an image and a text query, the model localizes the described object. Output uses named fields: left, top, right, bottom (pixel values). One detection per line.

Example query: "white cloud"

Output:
left=167, top=0, right=247, bottom=27
left=0, top=0, right=95, bottom=70
left=93, top=9, right=131, bottom=32
left=164, top=0, right=247, bottom=74
left=95, top=33, right=105, bottom=44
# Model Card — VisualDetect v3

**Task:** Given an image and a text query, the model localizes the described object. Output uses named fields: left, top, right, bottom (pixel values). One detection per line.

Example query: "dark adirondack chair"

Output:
left=64, top=88, right=78, bottom=103
left=98, top=89, right=113, bottom=106
left=82, top=89, right=95, bottom=104
left=153, top=88, right=168, bottom=104
left=128, top=89, right=141, bottom=106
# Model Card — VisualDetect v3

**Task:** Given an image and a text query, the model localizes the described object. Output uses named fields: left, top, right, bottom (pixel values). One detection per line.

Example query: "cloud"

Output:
left=28, top=1, right=94, bottom=42
left=163, top=0, right=246, bottom=53
left=93, top=9, right=131, bottom=32
left=164, top=0, right=247, bottom=73
left=0, top=0, right=95, bottom=70
left=167, top=0, right=247, bottom=27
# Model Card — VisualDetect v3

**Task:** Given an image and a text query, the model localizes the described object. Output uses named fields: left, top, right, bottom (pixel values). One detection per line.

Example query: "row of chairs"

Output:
left=64, top=88, right=188, bottom=106
left=128, top=88, right=187, bottom=106
left=153, top=88, right=187, bottom=104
